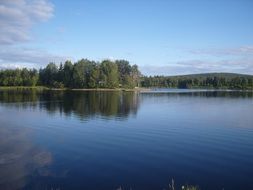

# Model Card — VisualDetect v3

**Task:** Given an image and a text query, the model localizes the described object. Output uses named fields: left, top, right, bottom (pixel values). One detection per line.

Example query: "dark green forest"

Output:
left=0, top=59, right=253, bottom=89
left=0, top=59, right=141, bottom=89
left=141, top=73, right=253, bottom=90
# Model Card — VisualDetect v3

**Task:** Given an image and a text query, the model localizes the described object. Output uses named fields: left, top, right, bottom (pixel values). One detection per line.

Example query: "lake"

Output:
left=0, top=89, right=253, bottom=190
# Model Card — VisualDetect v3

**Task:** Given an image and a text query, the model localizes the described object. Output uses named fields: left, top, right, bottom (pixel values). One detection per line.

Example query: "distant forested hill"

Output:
left=141, top=73, right=253, bottom=89
left=174, top=73, right=253, bottom=79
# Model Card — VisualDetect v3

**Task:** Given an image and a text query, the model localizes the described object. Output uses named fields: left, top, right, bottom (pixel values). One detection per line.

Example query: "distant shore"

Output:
left=1, top=86, right=253, bottom=92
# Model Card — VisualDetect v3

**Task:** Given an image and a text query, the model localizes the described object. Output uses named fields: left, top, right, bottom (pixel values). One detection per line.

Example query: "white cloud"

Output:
left=189, top=46, right=253, bottom=56
left=140, top=58, right=253, bottom=76
left=136, top=46, right=252, bottom=76
left=0, top=0, right=54, bottom=44
left=0, top=47, right=72, bottom=69
left=0, top=0, right=72, bottom=69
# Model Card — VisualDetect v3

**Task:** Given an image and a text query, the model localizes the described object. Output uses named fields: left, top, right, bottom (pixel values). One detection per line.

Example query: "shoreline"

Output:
left=0, top=86, right=151, bottom=92
left=71, top=87, right=151, bottom=92
left=0, top=86, right=252, bottom=92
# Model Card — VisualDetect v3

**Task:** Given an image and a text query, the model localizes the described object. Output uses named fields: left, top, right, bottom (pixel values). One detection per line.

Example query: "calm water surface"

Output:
left=0, top=89, right=253, bottom=190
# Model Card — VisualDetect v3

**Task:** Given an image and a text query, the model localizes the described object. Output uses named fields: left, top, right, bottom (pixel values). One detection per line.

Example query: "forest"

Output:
left=0, top=59, right=141, bottom=89
left=141, top=73, right=253, bottom=90
left=0, top=59, right=253, bottom=90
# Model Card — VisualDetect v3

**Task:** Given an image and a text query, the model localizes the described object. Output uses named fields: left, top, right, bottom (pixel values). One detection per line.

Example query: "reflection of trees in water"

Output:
left=2, top=89, right=251, bottom=120
left=0, top=90, right=140, bottom=120
left=140, top=90, right=253, bottom=98
left=42, top=91, right=140, bottom=120
left=0, top=89, right=38, bottom=109
left=0, top=126, right=52, bottom=190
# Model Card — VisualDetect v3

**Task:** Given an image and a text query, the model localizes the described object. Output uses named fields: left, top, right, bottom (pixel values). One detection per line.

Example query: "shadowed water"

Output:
left=0, top=89, right=253, bottom=190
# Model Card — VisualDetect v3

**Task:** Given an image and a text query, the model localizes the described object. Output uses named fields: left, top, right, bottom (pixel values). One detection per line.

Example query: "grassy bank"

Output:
left=1, top=86, right=252, bottom=92
left=0, top=86, right=150, bottom=92
left=0, top=86, right=49, bottom=90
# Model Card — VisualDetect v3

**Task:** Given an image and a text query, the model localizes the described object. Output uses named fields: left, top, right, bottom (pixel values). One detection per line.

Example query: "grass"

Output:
left=0, top=86, right=150, bottom=92
left=0, top=86, right=49, bottom=90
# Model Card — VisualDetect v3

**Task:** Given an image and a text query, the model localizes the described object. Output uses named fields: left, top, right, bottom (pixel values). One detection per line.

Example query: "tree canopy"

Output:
left=0, top=59, right=141, bottom=89
left=141, top=73, right=253, bottom=90
left=0, top=60, right=252, bottom=90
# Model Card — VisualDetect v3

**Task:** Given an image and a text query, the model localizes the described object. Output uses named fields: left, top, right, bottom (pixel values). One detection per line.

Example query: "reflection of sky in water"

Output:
left=0, top=126, right=52, bottom=190
left=0, top=90, right=253, bottom=190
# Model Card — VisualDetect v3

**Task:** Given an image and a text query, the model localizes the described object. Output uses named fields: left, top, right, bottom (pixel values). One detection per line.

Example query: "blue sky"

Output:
left=0, top=0, right=253, bottom=75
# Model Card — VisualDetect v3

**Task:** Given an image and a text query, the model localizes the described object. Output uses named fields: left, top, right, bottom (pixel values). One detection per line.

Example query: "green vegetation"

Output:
left=0, top=68, right=38, bottom=87
left=0, top=59, right=141, bottom=89
left=0, top=59, right=253, bottom=90
left=38, top=59, right=141, bottom=89
left=141, top=73, right=253, bottom=90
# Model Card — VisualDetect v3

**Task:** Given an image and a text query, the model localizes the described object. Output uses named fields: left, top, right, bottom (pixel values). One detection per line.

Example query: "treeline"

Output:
left=141, top=74, right=253, bottom=90
left=0, top=69, right=38, bottom=86
left=1, top=60, right=253, bottom=90
left=0, top=59, right=141, bottom=89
